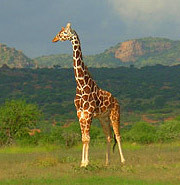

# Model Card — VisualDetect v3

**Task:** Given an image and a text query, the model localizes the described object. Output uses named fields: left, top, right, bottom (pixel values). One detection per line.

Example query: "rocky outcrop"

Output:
left=114, top=40, right=144, bottom=62
left=114, top=39, right=172, bottom=63
left=0, top=43, right=35, bottom=68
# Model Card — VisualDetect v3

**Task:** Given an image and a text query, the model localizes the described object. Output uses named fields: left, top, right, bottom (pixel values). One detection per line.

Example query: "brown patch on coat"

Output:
left=77, top=68, right=84, bottom=77
left=82, top=94, right=88, bottom=101
left=79, top=79, right=85, bottom=86
left=76, top=50, right=80, bottom=58
left=84, top=85, right=91, bottom=94
left=84, top=102, right=89, bottom=110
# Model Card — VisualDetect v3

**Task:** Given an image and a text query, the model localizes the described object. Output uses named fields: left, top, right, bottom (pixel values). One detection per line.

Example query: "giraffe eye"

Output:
left=64, top=32, right=67, bottom=34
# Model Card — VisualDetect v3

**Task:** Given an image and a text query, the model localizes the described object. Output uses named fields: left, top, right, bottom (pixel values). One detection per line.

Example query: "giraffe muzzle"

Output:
left=52, top=37, right=59, bottom=42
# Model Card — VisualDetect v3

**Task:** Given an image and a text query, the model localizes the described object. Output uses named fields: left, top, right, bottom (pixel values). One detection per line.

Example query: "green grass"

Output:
left=0, top=144, right=59, bottom=154
left=0, top=142, right=180, bottom=185
left=0, top=176, right=174, bottom=185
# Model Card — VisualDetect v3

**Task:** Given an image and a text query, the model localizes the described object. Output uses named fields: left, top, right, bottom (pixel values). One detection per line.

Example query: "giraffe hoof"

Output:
left=80, top=163, right=87, bottom=168
left=121, top=159, right=125, bottom=164
left=80, top=161, right=89, bottom=167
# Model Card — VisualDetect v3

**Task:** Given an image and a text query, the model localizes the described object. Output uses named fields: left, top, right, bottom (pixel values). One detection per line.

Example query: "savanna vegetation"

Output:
left=0, top=99, right=179, bottom=185
left=0, top=64, right=180, bottom=184
left=0, top=64, right=180, bottom=123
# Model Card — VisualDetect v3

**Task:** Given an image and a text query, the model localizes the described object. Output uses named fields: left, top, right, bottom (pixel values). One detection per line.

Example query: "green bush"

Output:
left=175, top=115, right=180, bottom=121
left=0, top=99, right=42, bottom=146
left=157, top=120, right=180, bottom=142
left=40, top=123, right=104, bottom=147
left=40, top=123, right=81, bottom=147
left=16, top=132, right=41, bottom=146
left=62, top=123, right=81, bottom=147
left=90, top=125, right=104, bottom=141
left=122, top=122, right=157, bottom=144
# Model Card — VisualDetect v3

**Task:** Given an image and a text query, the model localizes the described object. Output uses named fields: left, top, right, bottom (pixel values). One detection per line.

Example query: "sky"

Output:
left=0, top=0, right=180, bottom=58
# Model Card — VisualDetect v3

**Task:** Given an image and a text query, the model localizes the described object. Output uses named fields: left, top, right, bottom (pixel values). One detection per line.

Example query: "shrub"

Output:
left=62, top=123, right=81, bottom=147
left=122, top=122, right=157, bottom=144
left=40, top=122, right=81, bottom=147
left=16, top=131, right=42, bottom=146
left=175, top=115, right=180, bottom=121
left=157, top=120, right=180, bottom=142
left=0, top=99, right=42, bottom=145
left=40, top=123, right=104, bottom=147
left=90, top=125, right=103, bottom=140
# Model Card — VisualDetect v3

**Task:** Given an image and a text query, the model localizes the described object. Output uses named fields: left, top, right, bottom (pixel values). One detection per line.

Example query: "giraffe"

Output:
left=52, top=23, right=125, bottom=167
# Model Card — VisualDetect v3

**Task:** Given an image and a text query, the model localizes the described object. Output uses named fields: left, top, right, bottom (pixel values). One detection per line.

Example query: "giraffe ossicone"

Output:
left=52, top=23, right=125, bottom=167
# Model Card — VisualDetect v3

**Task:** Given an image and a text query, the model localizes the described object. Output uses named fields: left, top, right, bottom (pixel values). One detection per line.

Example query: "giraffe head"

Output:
left=52, top=23, right=74, bottom=42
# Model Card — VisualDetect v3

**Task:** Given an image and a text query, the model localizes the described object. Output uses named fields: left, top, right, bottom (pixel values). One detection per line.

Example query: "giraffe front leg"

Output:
left=81, top=142, right=86, bottom=166
left=78, top=111, right=92, bottom=167
left=81, top=134, right=90, bottom=167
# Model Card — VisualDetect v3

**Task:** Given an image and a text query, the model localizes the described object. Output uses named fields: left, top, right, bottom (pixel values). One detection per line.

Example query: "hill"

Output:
left=0, top=43, right=35, bottom=68
left=1, top=37, right=180, bottom=68
left=34, top=37, right=180, bottom=68
left=108, top=37, right=180, bottom=67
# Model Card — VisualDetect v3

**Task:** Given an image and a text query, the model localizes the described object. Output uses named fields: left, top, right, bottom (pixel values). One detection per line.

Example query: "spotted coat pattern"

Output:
left=52, top=23, right=125, bottom=166
left=71, top=35, right=121, bottom=142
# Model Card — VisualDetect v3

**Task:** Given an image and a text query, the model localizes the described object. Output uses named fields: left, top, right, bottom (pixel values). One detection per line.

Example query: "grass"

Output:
left=0, top=177, right=174, bottom=185
left=0, top=142, right=180, bottom=185
left=0, top=144, right=59, bottom=154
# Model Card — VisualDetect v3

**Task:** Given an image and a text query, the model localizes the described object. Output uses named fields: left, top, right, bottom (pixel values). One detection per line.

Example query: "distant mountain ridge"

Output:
left=1, top=37, right=180, bottom=68
left=35, top=37, right=180, bottom=68
left=0, top=43, right=35, bottom=68
left=107, top=37, right=180, bottom=67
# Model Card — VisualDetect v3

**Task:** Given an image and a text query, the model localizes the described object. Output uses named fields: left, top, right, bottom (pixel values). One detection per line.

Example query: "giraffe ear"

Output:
left=66, top=23, right=71, bottom=30
left=61, top=27, right=65, bottom=31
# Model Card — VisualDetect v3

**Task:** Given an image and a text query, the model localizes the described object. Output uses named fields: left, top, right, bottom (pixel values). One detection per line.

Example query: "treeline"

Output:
left=0, top=64, right=180, bottom=122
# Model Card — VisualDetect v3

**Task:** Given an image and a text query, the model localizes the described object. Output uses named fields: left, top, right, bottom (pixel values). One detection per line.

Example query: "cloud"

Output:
left=107, top=0, right=180, bottom=24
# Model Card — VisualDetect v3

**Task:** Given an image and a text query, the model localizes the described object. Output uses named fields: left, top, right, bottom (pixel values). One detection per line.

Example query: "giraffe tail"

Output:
left=113, top=133, right=117, bottom=153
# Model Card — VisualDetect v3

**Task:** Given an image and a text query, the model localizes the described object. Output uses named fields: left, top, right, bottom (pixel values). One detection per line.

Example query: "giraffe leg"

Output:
left=99, top=117, right=112, bottom=165
left=78, top=111, right=92, bottom=167
left=106, top=136, right=111, bottom=165
left=111, top=122, right=125, bottom=164
left=81, top=138, right=90, bottom=167
left=116, top=136, right=125, bottom=164
left=110, top=100, right=125, bottom=164
left=85, top=142, right=89, bottom=165
left=81, top=142, right=86, bottom=166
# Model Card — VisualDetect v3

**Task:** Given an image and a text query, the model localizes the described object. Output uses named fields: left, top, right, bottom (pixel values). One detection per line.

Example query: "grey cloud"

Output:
left=0, top=0, right=179, bottom=57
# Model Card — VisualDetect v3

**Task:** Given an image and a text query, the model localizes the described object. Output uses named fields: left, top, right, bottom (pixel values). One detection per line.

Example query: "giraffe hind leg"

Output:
left=99, top=116, right=112, bottom=165
left=110, top=100, right=125, bottom=164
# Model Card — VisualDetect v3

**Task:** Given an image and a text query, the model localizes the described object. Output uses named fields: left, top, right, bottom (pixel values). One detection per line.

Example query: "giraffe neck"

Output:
left=71, top=33, right=90, bottom=89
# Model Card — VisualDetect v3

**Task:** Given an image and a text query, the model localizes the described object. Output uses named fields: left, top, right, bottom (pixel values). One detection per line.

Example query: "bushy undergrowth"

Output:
left=122, top=122, right=157, bottom=144
left=157, top=120, right=180, bottom=142
left=2, top=118, right=180, bottom=147
left=15, top=122, right=104, bottom=148
left=122, top=120, right=180, bottom=144
left=0, top=99, right=41, bottom=146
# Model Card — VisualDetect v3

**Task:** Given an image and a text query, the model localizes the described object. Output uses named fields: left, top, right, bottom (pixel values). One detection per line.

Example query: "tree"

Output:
left=0, top=99, right=42, bottom=145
